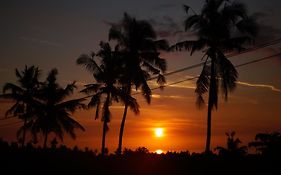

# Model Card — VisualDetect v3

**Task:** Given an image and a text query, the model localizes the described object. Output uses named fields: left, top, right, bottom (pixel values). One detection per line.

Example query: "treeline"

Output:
left=1, top=132, right=280, bottom=175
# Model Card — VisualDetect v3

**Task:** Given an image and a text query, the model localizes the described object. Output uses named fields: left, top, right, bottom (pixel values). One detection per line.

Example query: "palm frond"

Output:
left=154, top=39, right=170, bottom=51
left=216, top=50, right=238, bottom=101
left=170, top=39, right=207, bottom=55
left=183, top=4, right=190, bottom=15
left=221, top=36, right=252, bottom=52
left=236, top=17, right=258, bottom=37
left=108, top=25, right=125, bottom=44
left=5, top=102, right=24, bottom=117
left=142, top=61, right=160, bottom=75
left=2, top=83, right=24, bottom=94
left=184, top=14, right=201, bottom=31
left=56, top=98, right=86, bottom=113
left=141, top=80, right=151, bottom=104
left=76, top=54, right=103, bottom=74
left=157, top=74, right=166, bottom=87
left=47, top=69, right=58, bottom=84
left=80, top=83, right=102, bottom=94
left=0, top=93, right=22, bottom=101
left=88, top=93, right=102, bottom=108
left=195, top=63, right=210, bottom=108
left=222, top=1, right=247, bottom=22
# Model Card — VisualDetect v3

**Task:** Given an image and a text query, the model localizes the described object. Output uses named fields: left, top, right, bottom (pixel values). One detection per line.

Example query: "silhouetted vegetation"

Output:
left=215, top=131, right=247, bottom=158
left=109, top=13, right=169, bottom=154
left=0, top=67, right=85, bottom=148
left=0, top=66, right=40, bottom=147
left=2, top=1, right=280, bottom=175
left=0, top=132, right=280, bottom=175
left=171, top=0, right=258, bottom=153
left=249, top=132, right=281, bottom=157
left=77, top=41, right=139, bottom=156
left=30, top=69, right=85, bottom=148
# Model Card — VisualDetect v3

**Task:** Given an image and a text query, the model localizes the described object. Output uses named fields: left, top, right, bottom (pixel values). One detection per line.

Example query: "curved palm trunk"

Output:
left=117, top=103, right=129, bottom=154
left=205, top=94, right=212, bottom=153
left=21, top=118, right=27, bottom=147
left=43, top=132, right=48, bottom=149
left=205, top=57, right=215, bottom=154
left=101, top=118, right=107, bottom=156
left=101, top=93, right=110, bottom=156
left=117, top=85, right=131, bottom=155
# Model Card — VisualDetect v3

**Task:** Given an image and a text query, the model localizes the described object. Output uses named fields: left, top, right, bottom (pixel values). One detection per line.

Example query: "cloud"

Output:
left=19, top=36, right=63, bottom=47
left=152, top=94, right=188, bottom=99
left=237, top=81, right=281, bottom=92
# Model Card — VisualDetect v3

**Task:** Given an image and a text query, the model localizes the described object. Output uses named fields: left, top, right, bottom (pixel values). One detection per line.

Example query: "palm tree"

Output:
left=109, top=13, right=168, bottom=154
left=0, top=65, right=40, bottom=147
left=77, top=41, right=139, bottom=156
left=31, top=69, right=85, bottom=148
left=171, top=0, right=257, bottom=153
left=215, top=131, right=247, bottom=157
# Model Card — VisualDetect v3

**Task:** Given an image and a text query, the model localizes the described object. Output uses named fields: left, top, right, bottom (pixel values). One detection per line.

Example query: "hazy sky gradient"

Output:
left=0, top=0, right=281, bottom=153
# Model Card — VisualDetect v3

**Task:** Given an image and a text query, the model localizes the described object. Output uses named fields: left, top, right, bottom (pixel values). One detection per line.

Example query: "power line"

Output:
left=137, top=52, right=281, bottom=93
left=1, top=40, right=281, bottom=126
left=235, top=53, right=281, bottom=68
left=149, top=38, right=281, bottom=80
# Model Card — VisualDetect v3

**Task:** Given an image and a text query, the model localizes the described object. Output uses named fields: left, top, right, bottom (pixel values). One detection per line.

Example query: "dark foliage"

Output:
left=0, top=137, right=279, bottom=175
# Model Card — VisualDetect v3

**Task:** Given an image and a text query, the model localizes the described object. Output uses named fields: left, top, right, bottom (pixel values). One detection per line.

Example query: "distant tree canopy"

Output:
left=249, top=132, right=281, bottom=156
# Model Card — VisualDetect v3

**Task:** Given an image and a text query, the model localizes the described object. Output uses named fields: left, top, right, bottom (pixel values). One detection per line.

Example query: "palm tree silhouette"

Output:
left=77, top=41, right=139, bottom=156
left=109, top=13, right=168, bottom=154
left=215, top=131, right=247, bottom=157
left=31, top=69, right=85, bottom=148
left=0, top=65, right=40, bottom=147
left=171, top=0, right=257, bottom=153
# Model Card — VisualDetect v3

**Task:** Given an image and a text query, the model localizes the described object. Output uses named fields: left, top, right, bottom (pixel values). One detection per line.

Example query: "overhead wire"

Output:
left=1, top=39, right=281, bottom=126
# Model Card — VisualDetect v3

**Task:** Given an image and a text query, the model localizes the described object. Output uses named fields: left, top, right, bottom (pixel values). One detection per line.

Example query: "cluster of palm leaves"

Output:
left=0, top=66, right=85, bottom=148
left=77, top=13, right=168, bottom=156
left=171, top=0, right=257, bottom=153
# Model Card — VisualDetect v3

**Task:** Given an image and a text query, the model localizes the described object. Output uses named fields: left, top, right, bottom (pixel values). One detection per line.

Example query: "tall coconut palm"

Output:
left=109, top=13, right=168, bottom=154
left=77, top=41, right=139, bottom=156
left=0, top=65, right=40, bottom=147
left=31, top=69, right=85, bottom=148
left=171, top=0, right=257, bottom=153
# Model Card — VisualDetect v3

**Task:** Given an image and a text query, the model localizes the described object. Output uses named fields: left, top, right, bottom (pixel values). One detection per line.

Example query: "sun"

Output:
left=154, top=128, right=164, bottom=137
left=155, top=149, right=163, bottom=154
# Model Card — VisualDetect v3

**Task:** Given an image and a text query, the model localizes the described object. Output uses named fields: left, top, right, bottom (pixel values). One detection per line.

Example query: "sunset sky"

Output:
left=1, top=0, right=281, bottom=153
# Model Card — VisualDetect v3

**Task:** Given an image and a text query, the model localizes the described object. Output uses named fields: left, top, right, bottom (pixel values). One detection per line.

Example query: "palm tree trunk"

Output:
left=43, top=132, right=48, bottom=149
left=101, top=116, right=107, bottom=156
left=117, top=103, right=129, bottom=155
left=205, top=57, right=215, bottom=154
left=101, top=93, right=110, bottom=156
left=205, top=95, right=212, bottom=153
left=117, top=85, right=131, bottom=155
left=21, top=118, right=27, bottom=147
